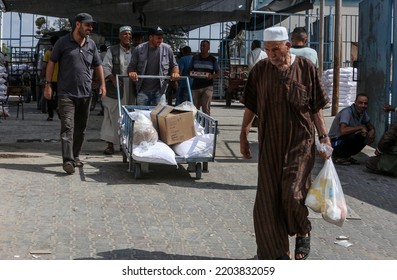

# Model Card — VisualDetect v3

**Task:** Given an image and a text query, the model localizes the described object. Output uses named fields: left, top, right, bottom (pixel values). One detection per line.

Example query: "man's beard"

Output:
left=78, top=27, right=89, bottom=38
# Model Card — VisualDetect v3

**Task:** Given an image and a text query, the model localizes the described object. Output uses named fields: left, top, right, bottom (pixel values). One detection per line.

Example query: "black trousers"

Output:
left=331, top=132, right=366, bottom=158
left=58, top=96, right=91, bottom=165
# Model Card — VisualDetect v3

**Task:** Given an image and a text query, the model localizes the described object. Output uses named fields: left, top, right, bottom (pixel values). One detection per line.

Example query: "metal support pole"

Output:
left=318, top=0, right=324, bottom=76
left=332, top=0, right=342, bottom=116
left=391, top=0, right=397, bottom=125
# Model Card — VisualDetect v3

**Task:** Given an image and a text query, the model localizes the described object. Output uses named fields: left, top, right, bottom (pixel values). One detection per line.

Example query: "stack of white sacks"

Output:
left=0, top=65, right=8, bottom=117
left=322, top=67, right=357, bottom=107
left=0, top=65, right=7, bottom=101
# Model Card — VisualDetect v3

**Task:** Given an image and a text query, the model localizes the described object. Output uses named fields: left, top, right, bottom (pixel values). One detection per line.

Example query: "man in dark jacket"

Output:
left=366, top=122, right=397, bottom=177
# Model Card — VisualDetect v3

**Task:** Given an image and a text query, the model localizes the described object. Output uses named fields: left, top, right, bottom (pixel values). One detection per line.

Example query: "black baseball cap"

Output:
left=75, top=13, right=96, bottom=23
left=148, top=26, right=165, bottom=36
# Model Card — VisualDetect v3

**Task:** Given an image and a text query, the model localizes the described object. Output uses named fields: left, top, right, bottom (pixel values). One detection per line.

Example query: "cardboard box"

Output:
left=150, top=104, right=196, bottom=145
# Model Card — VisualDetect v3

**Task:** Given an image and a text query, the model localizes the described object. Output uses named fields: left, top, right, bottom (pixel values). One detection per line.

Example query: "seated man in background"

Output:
left=366, top=122, right=397, bottom=177
left=328, top=93, right=375, bottom=165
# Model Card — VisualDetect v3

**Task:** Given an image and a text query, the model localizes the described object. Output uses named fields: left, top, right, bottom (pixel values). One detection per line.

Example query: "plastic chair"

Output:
left=6, top=86, right=25, bottom=119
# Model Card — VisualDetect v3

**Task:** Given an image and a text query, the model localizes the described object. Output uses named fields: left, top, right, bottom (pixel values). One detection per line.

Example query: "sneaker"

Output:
left=46, top=117, right=53, bottom=121
left=333, top=157, right=351, bottom=166
left=63, top=161, right=75, bottom=175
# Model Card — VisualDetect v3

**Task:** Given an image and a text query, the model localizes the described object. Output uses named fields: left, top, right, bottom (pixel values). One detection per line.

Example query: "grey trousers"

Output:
left=58, top=96, right=91, bottom=165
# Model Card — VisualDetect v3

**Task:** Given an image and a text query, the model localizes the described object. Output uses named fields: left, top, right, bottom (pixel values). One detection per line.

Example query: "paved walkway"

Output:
left=0, top=100, right=396, bottom=260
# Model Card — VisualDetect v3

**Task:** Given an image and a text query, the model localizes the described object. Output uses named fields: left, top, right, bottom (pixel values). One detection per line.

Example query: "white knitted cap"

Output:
left=264, top=26, right=289, bottom=41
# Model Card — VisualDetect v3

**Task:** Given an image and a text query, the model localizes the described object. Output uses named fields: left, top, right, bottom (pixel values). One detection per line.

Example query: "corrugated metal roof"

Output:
left=0, top=0, right=253, bottom=31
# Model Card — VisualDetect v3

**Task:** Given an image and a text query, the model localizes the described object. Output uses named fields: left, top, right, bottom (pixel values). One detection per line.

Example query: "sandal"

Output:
left=75, top=158, right=84, bottom=168
left=104, top=145, right=114, bottom=155
left=295, top=234, right=310, bottom=260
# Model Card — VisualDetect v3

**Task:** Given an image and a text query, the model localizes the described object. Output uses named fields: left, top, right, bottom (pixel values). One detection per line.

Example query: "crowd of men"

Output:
left=9, top=12, right=396, bottom=260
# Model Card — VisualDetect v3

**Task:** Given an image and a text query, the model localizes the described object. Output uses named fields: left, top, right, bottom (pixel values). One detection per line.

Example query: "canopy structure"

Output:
left=227, top=0, right=314, bottom=39
left=0, top=0, right=253, bottom=31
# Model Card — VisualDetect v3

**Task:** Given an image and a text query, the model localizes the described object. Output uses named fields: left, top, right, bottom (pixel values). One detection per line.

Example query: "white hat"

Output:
left=264, top=26, right=289, bottom=41
left=119, top=26, right=132, bottom=33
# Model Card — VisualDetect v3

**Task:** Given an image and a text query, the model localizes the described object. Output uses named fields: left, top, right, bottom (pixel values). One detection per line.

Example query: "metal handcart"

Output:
left=116, top=75, right=218, bottom=179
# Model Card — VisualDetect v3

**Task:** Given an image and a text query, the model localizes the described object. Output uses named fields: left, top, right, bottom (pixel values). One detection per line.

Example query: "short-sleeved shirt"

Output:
left=328, top=104, right=371, bottom=139
left=290, top=46, right=319, bottom=68
left=43, top=49, right=59, bottom=82
left=190, top=54, right=219, bottom=90
left=50, top=33, right=101, bottom=98
left=247, top=48, right=267, bottom=71
left=178, top=54, right=193, bottom=88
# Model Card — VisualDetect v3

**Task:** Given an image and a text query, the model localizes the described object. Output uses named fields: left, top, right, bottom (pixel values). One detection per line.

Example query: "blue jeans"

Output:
left=58, top=96, right=91, bottom=165
left=137, top=90, right=165, bottom=106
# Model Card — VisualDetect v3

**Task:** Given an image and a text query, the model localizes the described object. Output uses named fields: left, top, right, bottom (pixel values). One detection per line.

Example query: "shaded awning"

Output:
left=227, top=0, right=314, bottom=39
left=0, top=0, right=253, bottom=31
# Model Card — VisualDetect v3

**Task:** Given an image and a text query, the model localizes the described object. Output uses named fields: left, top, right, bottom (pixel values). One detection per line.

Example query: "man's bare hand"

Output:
left=43, top=86, right=52, bottom=100
left=128, top=72, right=138, bottom=81
left=240, top=134, right=252, bottom=159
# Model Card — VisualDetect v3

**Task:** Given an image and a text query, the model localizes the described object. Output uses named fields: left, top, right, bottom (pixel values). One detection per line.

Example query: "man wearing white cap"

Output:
left=100, top=26, right=135, bottom=155
left=240, top=26, right=331, bottom=260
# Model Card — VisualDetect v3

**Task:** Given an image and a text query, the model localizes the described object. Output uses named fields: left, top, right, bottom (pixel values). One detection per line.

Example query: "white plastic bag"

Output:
left=305, top=158, right=348, bottom=227
left=132, top=111, right=158, bottom=146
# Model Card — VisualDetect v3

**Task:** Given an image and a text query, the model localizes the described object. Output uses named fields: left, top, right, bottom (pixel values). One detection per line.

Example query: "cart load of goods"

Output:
left=321, top=67, right=357, bottom=107
left=127, top=102, right=215, bottom=166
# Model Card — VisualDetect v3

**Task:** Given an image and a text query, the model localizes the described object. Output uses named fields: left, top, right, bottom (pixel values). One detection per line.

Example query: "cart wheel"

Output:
left=134, top=163, right=141, bottom=179
left=195, top=162, right=202, bottom=179
left=203, top=162, right=209, bottom=173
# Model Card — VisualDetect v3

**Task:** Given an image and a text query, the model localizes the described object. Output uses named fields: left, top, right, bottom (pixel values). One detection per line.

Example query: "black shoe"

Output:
left=333, top=157, right=351, bottom=166
left=63, top=161, right=75, bottom=175
left=347, top=157, right=360, bottom=165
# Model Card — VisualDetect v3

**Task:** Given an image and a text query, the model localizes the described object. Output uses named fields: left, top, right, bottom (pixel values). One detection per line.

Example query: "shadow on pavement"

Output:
left=76, top=248, right=249, bottom=260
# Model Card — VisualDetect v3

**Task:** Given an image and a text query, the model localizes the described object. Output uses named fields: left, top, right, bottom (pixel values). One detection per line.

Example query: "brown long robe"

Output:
left=242, top=56, right=329, bottom=259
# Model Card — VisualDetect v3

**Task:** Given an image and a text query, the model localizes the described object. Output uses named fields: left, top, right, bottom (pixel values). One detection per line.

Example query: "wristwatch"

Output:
left=318, top=134, right=328, bottom=140
left=44, top=80, right=51, bottom=85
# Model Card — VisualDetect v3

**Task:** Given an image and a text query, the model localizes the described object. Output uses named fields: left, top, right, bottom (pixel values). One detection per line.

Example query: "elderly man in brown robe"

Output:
left=240, top=26, right=331, bottom=260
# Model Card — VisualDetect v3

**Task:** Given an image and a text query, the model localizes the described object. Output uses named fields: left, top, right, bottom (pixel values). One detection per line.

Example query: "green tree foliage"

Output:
left=35, top=16, right=71, bottom=35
